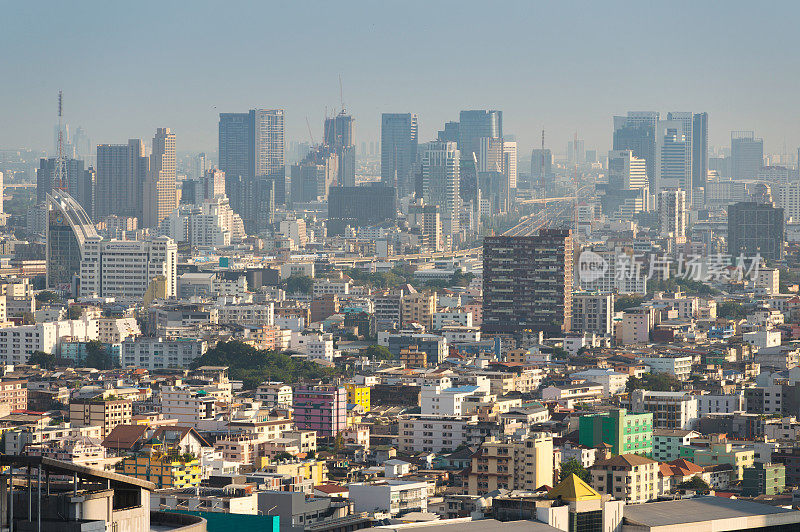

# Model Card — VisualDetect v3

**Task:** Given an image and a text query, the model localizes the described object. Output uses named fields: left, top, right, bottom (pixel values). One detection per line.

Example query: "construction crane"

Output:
left=339, top=73, right=345, bottom=114
left=305, top=116, right=316, bottom=146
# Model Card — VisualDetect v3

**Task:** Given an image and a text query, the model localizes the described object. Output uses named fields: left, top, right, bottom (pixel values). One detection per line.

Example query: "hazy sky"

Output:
left=2, top=0, right=799, bottom=160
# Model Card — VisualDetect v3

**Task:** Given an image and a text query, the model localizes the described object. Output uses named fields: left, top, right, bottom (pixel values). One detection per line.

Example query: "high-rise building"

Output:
left=143, top=128, right=177, bottom=229
left=728, top=201, right=784, bottom=260
left=458, top=110, right=502, bottom=162
left=80, top=236, right=177, bottom=300
left=692, top=112, right=709, bottom=189
left=613, top=112, right=659, bottom=189
left=531, top=148, right=553, bottom=190
left=567, top=138, right=585, bottom=164
left=203, top=168, right=226, bottom=200
left=324, top=112, right=356, bottom=187
left=218, top=109, right=285, bottom=230
left=327, top=186, right=396, bottom=236
left=731, top=131, right=764, bottom=180
left=422, top=141, right=460, bottom=247
left=78, top=166, right=96, bottom=220
left=483, top=229, right=573, bottom=335
left=502, top=141, right=518, bottom=190
left=381, top=113, right=418, bottom=197
left=37, top=157, right=85, bottom=205
left=96, top=139, right=149, bottom=221
left=572, top=292, right=613, bottom=335
left=597, top=150, right=649, bottom=219
left=45, top=190, right=99, bottom=290
left=658, top=189, right=687, bottom=244
left=408, top=202, right=442, bottom=252
left=656, top=119, right=692, bottom=204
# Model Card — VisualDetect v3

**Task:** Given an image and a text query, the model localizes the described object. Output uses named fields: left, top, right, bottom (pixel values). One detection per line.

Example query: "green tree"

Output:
left=271, top=451, right=295, bottom=462
left=626, top=372, right=682, bottom=393
left=35, top=290, right=61, bottom=309
left=66, top=305, right=83, bottom=320
left=675, top=476, right=711, bottom=492
left=334, top=431, right=344, bottom=453
left=190, top=340, right=340, bottom=389
left=717, top=301, right=748, bottom=319
left=615, top=295, right=645, bottom=311
left=28, top=350, right=57, bottom=370
left=84, top=340, right=113, bottom=370
left=560, top=458, right=591, bottom=483
left=363, top=345, right=394, bottom=361
left=282, top=275, right=314, bottom=295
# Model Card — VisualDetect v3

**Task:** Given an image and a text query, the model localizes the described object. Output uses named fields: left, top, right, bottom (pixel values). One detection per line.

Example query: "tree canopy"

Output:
left=190, top=340, right=340, bottom=389
left=626, top=372, right=682, bottom=393
left=560, top=458, right=591, bottom=483
left=362, top=345, right=394, bottom=361
left=281, top=275, right=314, bottom=295
left=717, top=301, right=748, bottom=319
left=84, top=340, right=114, bottom=370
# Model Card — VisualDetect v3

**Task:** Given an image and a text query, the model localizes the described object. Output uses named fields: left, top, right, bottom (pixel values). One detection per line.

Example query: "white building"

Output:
left=80, top=237, right=177, bottom=300
left=630, top=390, right=698, bottom=430
left=397, top=415, right=476, bottom=453
left=420, top=385, right=481, bottom=417
left=254, top=382, right=293, bottom=407
left=160, top=385, right=219, bottom=424
left=98, top=317, right=140, bottom=344
left=0, top=318, right=99, bottom=364
left=696, top=392, right=745, bottom=417
left=215, top=302, right=274, bottom=327
left=658, top=189, right=687, bottom=244
left=160, top=197, right=245, bottom=247
left=639, top=355, right=693, bottom=380
left=349, top=480, right=428, bottom=516
left=743, top=330, right=782, bottom=351
left=290, top=331, right=334, bottom=362
left=279, top=219, right=308, bottom=248
left=432, top=309, right=473, bottom=330
left=121, top=337, right=206, bottom=370
left=569, top=368, right=628, bottom=396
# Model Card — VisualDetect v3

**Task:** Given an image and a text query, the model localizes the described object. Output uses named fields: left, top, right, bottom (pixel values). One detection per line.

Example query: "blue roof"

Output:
left=444, top=385, right=480, bottom=394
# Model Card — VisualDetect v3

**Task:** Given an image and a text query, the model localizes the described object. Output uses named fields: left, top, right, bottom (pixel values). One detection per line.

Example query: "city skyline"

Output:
left=2, top=1, right=800, bottom=157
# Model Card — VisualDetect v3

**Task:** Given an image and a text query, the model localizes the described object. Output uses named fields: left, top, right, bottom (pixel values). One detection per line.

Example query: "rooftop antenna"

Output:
left=541, top=129, right=545, bottom=194
left=55, top=90, right=67, bottom=192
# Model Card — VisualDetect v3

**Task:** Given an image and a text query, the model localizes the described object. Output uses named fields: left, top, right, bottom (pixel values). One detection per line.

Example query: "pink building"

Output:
left=293, top=386, right=346, bottom=437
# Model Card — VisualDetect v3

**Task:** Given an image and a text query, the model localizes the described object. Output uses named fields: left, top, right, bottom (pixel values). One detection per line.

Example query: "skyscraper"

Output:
left=45, top=190, right=99, bottom=290
left=324, top=112, right=356, bottom=187
left=96, top=139, right=148, bottom=221
left=421, top=140, right=460, bottom=248
left=613, top=112, right=659, bottom=190
left=692, top=112, right=709, bottom=189
left=655, top=119, right=692, bottom=205
left=658, top=189, right=687, bottom=244
left=597, top=150, right=648, bottom=219
left=458, top=110, right=502, bottom=162
left=381, top=113, right=418, bottom=197
left=531, top=148, right=553, bottom=190
left=483, top=229, right=573, bottom=335
left=728, top=201, right=784, bottom=260
left=143, top=127, right=177, bottom=229
left=37, top=157, right=84, bottom=205
left=503, top=141, right=518, bottom=190
left=731, top=131, right=764, bottom=180
left=218, top=109, right=285, bottom=230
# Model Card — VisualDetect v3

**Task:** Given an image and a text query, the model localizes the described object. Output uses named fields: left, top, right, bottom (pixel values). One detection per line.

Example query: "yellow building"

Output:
left=118, top=454, right=200, bottom=489
left=263, top=459, right=328, bottom=485
left=345, top=384, right=371, bottom=412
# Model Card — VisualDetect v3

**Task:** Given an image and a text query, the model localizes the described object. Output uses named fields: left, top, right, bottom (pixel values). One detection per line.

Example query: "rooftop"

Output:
left=623, top=496, right=800, bottom=529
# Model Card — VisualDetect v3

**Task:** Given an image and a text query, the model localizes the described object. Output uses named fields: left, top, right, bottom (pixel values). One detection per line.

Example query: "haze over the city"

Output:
left=2, top=0, right=799, bottom=155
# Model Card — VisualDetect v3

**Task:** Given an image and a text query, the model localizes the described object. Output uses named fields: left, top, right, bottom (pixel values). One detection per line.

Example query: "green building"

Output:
left=742, top=462, right=785, bottom=497
left=578, top=408, right=653, bottom=456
